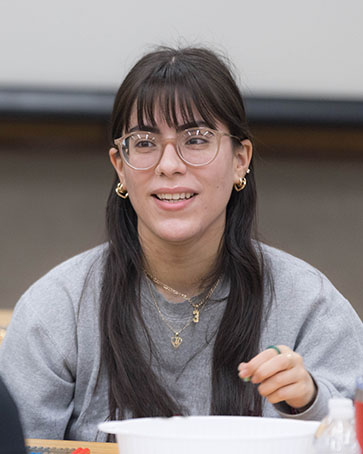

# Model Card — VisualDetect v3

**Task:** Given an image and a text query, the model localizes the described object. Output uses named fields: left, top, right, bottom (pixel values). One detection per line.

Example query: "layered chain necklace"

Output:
left=145, top=273, right=220, bottom=348
left=146, top=272, right=219, bottom=323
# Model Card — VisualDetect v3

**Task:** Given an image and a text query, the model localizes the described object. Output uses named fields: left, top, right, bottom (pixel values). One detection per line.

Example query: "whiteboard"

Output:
left=0, top=0, right=362, bottom=100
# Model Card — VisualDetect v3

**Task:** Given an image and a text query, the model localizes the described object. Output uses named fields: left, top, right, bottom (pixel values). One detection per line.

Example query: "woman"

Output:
left=0, top=46, right=362, bottom=442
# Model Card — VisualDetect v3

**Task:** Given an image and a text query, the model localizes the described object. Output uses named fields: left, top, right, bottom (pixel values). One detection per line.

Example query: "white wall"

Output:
left=0, top=0, right=362, bottom=99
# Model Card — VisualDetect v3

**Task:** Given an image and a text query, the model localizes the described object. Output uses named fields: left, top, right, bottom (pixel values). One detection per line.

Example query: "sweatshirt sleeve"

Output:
left=274, top=272, right=363, bottom=420
left=0, top=278, right=77, bottom=439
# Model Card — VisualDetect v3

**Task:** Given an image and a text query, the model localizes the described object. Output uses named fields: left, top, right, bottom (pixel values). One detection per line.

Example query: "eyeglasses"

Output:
left=114, top=127, right=242, bottom=170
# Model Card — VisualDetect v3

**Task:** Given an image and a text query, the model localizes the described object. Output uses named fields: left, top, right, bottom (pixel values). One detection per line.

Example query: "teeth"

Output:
left=156, top=192, right=194, bottom=201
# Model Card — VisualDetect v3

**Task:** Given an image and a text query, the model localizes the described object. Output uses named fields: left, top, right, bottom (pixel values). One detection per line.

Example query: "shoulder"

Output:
left=259, top=243, right=362, bottom=330
left=260, top=242, right=323, bottom=287
left=259, top=243, right=362, bottom=354
left=11, top=243, right=108, bottom=334
left=259, top=242, right=348, bottom=312
left=40, top=243, right=108, bottom=287
left=25, top=243, right=106, bottom=295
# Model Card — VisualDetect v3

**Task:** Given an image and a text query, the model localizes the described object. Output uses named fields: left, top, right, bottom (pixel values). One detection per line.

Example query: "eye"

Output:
left=129, top=133, right=157, bottom=150
left=186, top=137, right=207, bottom=145
left=135, top=140, right=154, bottom=148
left=183, top=129, right=214, bottom=147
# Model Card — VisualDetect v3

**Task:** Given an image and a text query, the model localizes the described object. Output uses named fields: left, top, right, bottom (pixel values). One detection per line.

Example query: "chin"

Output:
left=138, top=218, right=205, bottom=246
left=158, top=231, right=197, bottom=244
left=155, top=225, right=201, bottom=244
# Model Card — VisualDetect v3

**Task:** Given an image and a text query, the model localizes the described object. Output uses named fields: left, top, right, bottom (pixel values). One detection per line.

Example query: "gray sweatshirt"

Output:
left=0, top=243, right=362, bottom=442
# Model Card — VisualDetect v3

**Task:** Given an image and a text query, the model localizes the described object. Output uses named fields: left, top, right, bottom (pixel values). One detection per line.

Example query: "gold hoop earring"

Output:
left=115, top=182, right=128, bottom=199
left=234, top=177, right=247, bottom=192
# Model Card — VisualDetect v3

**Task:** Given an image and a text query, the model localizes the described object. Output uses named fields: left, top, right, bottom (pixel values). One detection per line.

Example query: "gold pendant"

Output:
left=192, top=308, right=199, bottom=323
left=171, top=334, right=182, bottom=348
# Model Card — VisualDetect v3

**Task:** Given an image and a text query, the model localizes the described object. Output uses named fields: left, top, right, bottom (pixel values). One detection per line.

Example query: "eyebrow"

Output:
left=127, top=121, right=209, bottom=134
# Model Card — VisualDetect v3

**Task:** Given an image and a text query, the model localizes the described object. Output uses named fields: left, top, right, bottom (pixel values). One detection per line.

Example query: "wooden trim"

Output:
left=0, top=309, right=13, bottom=327
left=1, top=119, right=363, bottom=156
left=252, top=124, right=363, bottom=156
left=0, top=309, right=12, bottom=345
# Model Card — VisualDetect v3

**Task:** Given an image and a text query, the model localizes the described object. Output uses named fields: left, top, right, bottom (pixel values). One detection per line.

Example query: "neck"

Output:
left=141, top=235, right=222, bottom=301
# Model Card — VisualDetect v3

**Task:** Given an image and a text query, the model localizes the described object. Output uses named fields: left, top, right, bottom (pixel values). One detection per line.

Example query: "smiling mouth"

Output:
left=153, top=192, right=196, bottom=201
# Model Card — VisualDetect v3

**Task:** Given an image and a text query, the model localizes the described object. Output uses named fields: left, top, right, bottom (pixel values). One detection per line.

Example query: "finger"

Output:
left=259, top=370, right=316, bottom=408
left=257, top=368, right=301, bottom=397
left=238, top=345, right=293, bottom=381
left=238, top=348, right=280, bottom=379
left=251, top=351, right=297, bottom=384
left=263, top=380, right=310, bottom=406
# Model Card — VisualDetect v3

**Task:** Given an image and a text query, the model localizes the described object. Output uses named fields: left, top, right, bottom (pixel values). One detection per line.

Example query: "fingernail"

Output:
left=239, top=368, right=248, bottom=377
left=238, top=364, right=251, bottom=382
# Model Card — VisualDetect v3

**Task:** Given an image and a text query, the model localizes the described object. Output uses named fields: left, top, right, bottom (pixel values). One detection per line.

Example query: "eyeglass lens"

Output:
left=121, top=128, right=219, bottom=169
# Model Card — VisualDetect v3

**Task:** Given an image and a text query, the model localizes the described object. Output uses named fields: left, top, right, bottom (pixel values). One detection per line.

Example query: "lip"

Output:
left=151, top=187, right=198, bottom=195
left=151, top=187, right=198, bottom=211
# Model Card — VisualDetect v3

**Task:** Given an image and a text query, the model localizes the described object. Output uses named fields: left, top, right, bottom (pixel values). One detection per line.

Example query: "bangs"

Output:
left=126, top=65, right=223, bottom=131
left=112, top=47, right=250, bottom=141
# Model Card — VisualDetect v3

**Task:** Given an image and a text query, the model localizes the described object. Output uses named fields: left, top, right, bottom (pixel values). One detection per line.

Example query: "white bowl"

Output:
left=99, top=415, right=319, bottom=454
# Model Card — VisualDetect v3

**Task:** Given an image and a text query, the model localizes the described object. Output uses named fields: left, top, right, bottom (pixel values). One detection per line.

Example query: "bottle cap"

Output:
left=356, top=375, right=363, bottom=390
left=328, top=398, right=354, bottom=419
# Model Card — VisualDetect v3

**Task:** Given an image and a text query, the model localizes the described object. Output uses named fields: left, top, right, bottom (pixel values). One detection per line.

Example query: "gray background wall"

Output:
left=0, top=0, right=363, bottom=99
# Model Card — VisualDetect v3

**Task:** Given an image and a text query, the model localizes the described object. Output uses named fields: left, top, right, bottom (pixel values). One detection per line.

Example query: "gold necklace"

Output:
left=146, top=277, right=219, bottom=348
left=145, top=272, right=220, bottom=323
left=146, top=279, right=194, bottom=348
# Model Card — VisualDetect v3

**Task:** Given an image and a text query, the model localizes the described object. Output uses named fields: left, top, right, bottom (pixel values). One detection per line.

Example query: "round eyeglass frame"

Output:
left=113, top=128, right=243, bottom=171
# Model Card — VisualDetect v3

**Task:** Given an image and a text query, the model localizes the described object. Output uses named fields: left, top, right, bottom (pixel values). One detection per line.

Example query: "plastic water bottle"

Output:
left=355, top=377, right=363, bottom=452
left=313, top=398, right=360, bottom=453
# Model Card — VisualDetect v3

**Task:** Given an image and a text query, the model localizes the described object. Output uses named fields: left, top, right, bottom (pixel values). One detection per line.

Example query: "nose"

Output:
left=154, top=140, right=187, bottom=176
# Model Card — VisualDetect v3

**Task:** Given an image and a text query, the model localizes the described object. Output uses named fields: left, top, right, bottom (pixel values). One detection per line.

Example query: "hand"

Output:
left=237, top=345, right=317, bottom=409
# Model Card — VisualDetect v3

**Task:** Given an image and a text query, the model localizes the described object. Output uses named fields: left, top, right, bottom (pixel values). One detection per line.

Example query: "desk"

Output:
left=27, top=438, right=118, bottom=454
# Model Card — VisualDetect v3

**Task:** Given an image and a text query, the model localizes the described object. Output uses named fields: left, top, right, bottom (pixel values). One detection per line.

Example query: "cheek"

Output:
left=212, top=168, right=235, bottom=193
left=123, top=172, right=154, bottom=217
left=202, top=173, right=233, bottom=208
left=123, top=170, right=145, bottom=194
left=122, top=175, right=142, bottom=208
left=127, top=182, right=143, bottom=207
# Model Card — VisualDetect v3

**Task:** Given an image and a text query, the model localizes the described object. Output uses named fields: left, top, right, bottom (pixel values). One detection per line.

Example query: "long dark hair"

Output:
left=100, top=46, right=270, bottom=421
